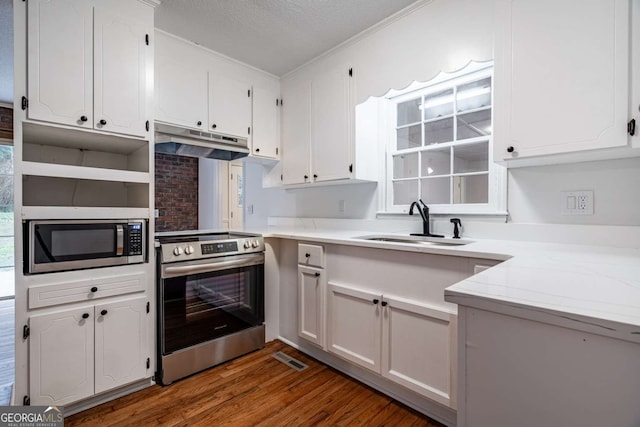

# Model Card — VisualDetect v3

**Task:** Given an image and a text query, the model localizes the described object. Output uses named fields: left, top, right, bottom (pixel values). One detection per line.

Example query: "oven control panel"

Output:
left=160, top=237, right=264, bottom=262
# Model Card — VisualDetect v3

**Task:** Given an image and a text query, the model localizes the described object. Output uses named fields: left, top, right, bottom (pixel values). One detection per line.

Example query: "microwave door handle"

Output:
left=34, top=228, right=57, bottom=262
left=163, top=257, right=262, bottom=276
left=116, top=225, right=124, bottom=256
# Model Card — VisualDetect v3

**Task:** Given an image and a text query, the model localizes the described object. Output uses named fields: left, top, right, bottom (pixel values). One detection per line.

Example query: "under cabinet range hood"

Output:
left=154, top=123, right=249, bottom=161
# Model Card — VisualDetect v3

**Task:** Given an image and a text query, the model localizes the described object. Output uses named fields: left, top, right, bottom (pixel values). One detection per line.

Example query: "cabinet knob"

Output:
left=101, top=309, right=108, bottom=316
left=82, top=313, right=90, bottom=319
left=99, top=119, right=107, bottom=125
left=314, top=272, right=320, bottom=277
left=372, top=299, right=379, bottom=305
left=197, top=121, right=202, bottom=126
left=80, top=115, right=88, bottom=122
left=381, top=301, right=388, bottom=307
left=313, top=174, right=318, bottom=179
left=506, top=146, right=515, bottom=153
left=255, top=148, right=260, bottom=152
left=304, top=175, right=309, bottom=180
left=305, top=253, right=310, bottom=258
left=90, top=286, right=98, bottom=293
left=211, top=124, right=217, bottom=129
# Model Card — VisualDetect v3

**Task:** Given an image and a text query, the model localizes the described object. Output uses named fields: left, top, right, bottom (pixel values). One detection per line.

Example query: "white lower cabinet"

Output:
left=327, top=282, right=455, bottom=407
left=298, top=266, right=325, bottom=347
left=29, top=296, right=149, bottom=406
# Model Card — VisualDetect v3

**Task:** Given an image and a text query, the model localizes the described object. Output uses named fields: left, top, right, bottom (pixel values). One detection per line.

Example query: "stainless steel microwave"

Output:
left=26, top=219, right=147, bottom=274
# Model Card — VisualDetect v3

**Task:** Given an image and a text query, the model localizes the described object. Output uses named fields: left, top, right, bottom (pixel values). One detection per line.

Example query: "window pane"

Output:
left=421, top=148, right=450, bottom=176
left=393, top=180, right=418, bottom=205
left=396, top=125, right=421, bottom=150
left=453, top=174, right=488, bottom=204
left=393, top=153, right=418, bottom=179
left=397, top=98, right=421, bottom=126
left=457, top=77, right=491, bottom=113
left=457, top=109, right=492, bottom=140
left=423, top=89, right=453, bottom=120
left=420, top=177, right=450, bottom=204
left=424, top=118, right=453, bottom=145
left=453, top=142, right=488, bottom=173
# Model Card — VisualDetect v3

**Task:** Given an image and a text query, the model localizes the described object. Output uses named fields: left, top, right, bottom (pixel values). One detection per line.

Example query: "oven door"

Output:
left=160, top=253, right=265, bottom=355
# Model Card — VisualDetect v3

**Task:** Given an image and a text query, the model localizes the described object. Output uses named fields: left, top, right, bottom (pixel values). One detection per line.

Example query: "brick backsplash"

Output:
left=155, top=153, right=198, bottom=232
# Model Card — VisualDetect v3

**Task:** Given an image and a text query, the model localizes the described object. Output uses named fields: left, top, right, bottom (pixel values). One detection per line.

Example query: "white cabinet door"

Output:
left=155, top=53, right=208, bottom=130
left=252, top=86, right=280, bottom=159
left=29, top=305, right=95, bottom=406
left=381, top=295, right=455, bottom=407
left=209, top=75, right=252, bottom=137
left=94, top=9, right=149, bottom=137
left=281, top=80, right=311, bottom=185
left=94, top=296, right=148, bottom=394
left=27, top=0, right=93, bottom=128
left=311, top=66, right=353, bottom=182
left=298, top=266, right=325, bottom=347
left=495, top=0, right=629, bottom=160
left=327, top=282, right=381, bottom=372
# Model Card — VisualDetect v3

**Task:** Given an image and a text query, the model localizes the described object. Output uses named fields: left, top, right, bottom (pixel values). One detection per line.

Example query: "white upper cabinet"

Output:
left=27, top=0, right=93, bottom=129
left=252, top=86, right=281, bottom=159
left=27, top=0, right=152, bottom=138
left=494, top=0, right=630, bottom=163
left=281, top=79, right=311, bottom=185
left=209, top=74, right=252, bottom=138
left=311, top=66, right=353, bottom=182
left=154, top=53, right=208, bottom=130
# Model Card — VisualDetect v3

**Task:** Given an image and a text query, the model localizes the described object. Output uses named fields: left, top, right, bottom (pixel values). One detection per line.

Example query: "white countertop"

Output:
left=256, top=226, right=640, bottom=342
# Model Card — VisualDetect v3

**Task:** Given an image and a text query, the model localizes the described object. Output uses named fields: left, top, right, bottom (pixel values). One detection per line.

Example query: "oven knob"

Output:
left=251, top=240, right=259, bottom=248
left=173, top=246, right=183, bottom=256
left=243, top=240, right=251, bottom=249
left=185, top=245, right=194, bottom=255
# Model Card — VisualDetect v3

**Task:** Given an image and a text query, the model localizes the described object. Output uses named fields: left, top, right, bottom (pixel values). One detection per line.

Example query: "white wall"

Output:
left=0, top=0, right=13, bottom=104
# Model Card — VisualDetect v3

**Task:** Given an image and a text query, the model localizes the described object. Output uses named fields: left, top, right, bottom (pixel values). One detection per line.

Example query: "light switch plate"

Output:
left=561, top=190, right=594, bottom=215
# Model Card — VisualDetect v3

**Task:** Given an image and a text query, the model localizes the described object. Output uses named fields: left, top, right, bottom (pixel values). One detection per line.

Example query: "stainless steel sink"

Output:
left=353, top=234, right=473, bottom=246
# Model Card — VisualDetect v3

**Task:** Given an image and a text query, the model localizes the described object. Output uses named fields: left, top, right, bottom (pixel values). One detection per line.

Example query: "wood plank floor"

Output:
left=0, top=299, right=15, bottom=406
left=66, top=340, right=445, bottom=426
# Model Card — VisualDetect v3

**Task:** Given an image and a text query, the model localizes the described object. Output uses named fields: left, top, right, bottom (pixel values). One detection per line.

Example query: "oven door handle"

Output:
left=163, top=256, right=262, bottom=276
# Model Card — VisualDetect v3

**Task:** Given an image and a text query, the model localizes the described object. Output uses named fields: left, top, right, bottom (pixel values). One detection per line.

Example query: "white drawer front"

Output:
left=28, top=272, right=146, bottom=309
left=298, top=243, right=324, bottom=268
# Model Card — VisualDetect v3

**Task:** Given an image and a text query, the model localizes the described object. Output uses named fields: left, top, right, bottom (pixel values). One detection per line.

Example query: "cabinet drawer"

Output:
left=298, top=243, right=324, bottom=268
left=28, top=272, right=146, bottom=309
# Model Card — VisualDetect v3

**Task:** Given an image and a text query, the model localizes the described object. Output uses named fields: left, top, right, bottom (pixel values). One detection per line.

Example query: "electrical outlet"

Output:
left=561, top=190, right=594, bottom=215
left=154, top=209, right=159, bottom=218
left=338, top=200, right=346, bottom=213
left=247, top=204, right=254, bottom=215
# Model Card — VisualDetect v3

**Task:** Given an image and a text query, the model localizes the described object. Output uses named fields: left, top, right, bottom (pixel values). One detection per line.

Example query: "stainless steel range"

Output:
left=156, top=231, right=265, bottom=385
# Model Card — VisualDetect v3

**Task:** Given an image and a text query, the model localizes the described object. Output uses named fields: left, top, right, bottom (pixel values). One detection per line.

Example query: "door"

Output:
left=228, top=163, right=243, bottom=230
left=94, top=8, right=149, bottom=137
left=298, top=266, right=324, bottom=347
left=495, top=0, right=629, bottom=160
left=326, top=282, right=381, bottom=372
left=381, top=294, right=455, bottom=407
left=209, top=75, right=252, bottom=138
left=94, top=296, right=148, bottom=393
left=281, top=79, right=311, bottom=185
left=252, top=86, right=280, bottom=159
left=311, top=65, right=353, bottom=182
left=27, top=0, right=93, bottom=128
left=29, top=305, right=94, bottom=405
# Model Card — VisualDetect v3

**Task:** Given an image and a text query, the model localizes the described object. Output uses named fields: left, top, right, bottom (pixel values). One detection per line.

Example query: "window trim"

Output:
left=382, top=61, right=507, bottom=215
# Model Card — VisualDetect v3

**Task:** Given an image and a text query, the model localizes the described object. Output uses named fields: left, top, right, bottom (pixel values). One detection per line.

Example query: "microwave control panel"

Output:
left=128, top=223, right=144, bottom=256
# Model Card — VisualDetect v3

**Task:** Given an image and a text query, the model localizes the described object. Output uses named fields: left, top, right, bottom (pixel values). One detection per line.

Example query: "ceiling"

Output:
left=154, top=0, right=419, bottom=77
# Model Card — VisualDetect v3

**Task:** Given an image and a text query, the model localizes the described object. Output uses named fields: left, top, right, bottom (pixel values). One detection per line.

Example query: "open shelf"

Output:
left=20, top=206, right=151, bottom=220
left=22, top=162, right=150, bottom=183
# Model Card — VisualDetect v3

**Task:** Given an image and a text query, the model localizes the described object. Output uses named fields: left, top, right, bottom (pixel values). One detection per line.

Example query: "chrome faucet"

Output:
left=409, top=199, right=444, bottom=238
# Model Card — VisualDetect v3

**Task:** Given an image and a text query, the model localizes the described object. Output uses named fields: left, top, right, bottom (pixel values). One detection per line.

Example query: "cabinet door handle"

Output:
left=99, top=119, right=107, bottom=126
left=313, top=174, right=318, bottom=179
left=101, top=309, right=108, bottom=316
left=90, top=286, right=98, bottom=293
left=211, top=124, right=217, bottom=129
left=305, top=253, right=310, bottom=258
left=80, top=115, right=88, bottom=122
left=314, top=272, right=320, bottom=277
left=506, top=146, right=515, bottom=153
left=372, top=299, right=379, bottom=305
left=304, top=175, right=309, bottom=180
left=381, top=301, right=388, bottom=307
left=197, top=121, right=202, bottom=126
left=82, top=313, right=90, bottom=319
left=255, top=148, right=260, bottom=152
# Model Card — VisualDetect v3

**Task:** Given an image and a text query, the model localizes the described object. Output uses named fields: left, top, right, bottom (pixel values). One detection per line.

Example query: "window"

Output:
left=385, top=62, right=505, bottom=214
